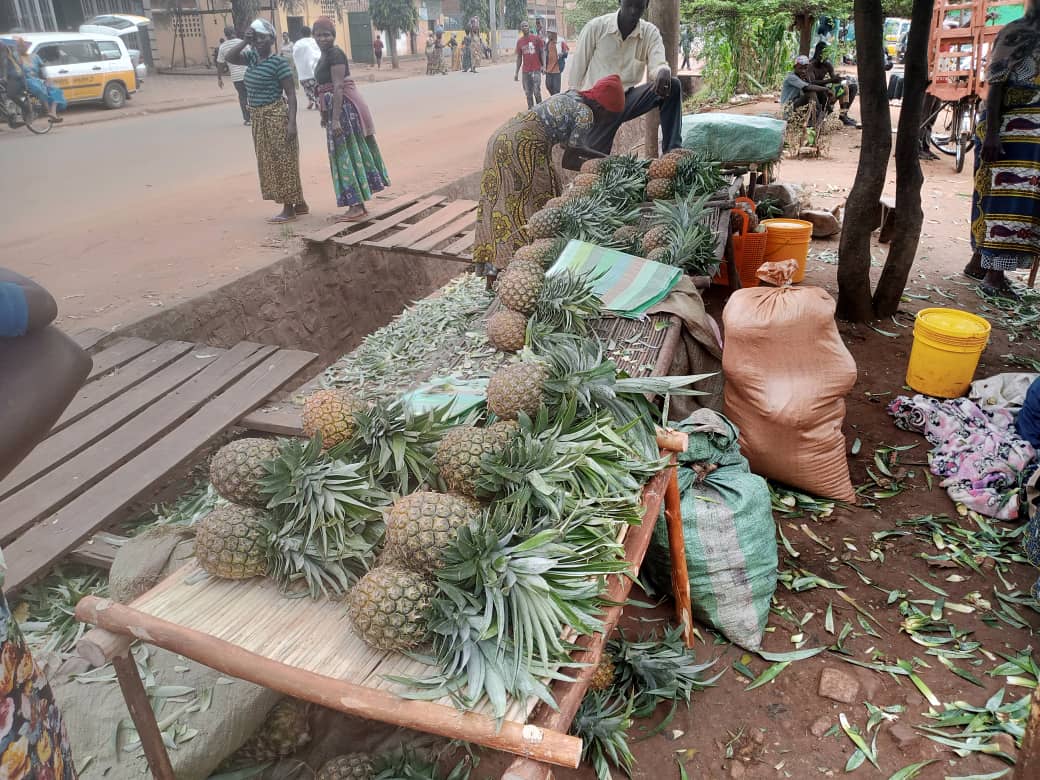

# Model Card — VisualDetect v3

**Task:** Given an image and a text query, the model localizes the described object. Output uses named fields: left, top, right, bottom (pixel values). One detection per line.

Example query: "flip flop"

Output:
left=335, top=212, right=367, bottom=223
left=267, top=214, right=297, bottom=224
left=979, top=283, right=1020, bottom=301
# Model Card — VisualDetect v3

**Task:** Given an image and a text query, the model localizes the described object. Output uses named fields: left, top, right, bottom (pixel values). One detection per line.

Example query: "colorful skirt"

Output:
left=249, top=100, right=304, bottom=206
left=472, top=112, right=558, bottom=269
left=25, top=76, right=65, bottom=110
left=319, top=88, right=389, bottom=209
left=0, top=588, right=77, bottom=779
left=971, top=88, right=1040, bottom=270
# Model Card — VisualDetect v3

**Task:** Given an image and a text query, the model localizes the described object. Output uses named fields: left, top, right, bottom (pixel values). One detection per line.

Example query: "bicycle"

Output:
left=0, top=84, right=54, bottom=135
left=923, top=94, right=978, bottom=173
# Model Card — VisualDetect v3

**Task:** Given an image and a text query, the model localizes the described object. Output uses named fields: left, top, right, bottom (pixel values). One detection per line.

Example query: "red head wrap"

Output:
left=579, top=74, right=625, bottom=113
left=313, top=15, right=336, bottom=35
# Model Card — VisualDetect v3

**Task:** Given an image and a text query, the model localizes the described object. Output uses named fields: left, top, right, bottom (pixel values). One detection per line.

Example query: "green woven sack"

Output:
left=681, top=112, right=786, bottom=164
left=646, top=409, right=777, bottom=651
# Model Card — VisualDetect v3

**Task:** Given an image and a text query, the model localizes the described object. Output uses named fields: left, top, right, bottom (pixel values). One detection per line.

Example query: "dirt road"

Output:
left=0, top=63, right=524, bottom=330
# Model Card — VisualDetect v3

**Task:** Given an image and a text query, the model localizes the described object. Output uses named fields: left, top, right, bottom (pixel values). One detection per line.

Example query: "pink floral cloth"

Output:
left=888, top=394, right=1036, bottom=520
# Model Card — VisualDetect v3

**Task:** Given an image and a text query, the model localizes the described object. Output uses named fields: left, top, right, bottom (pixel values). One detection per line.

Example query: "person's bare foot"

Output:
left=335, top=205, right=367, bottom=222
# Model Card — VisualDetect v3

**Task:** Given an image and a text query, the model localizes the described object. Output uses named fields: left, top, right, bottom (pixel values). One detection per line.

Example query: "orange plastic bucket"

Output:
left=761, top=218, right=813, bottom=283
left=906, top=308, right=991, bottom=398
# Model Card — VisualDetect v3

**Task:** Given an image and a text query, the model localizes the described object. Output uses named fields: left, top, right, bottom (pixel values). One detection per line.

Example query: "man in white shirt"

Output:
left=216, top=25, right=250, bottom=125
left=292, top=26, right=322, bottom=110
left=566, top=0, right=682, bottom=158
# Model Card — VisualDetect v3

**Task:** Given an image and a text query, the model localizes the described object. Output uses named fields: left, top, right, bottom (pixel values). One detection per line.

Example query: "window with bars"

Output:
left=172, top=13, right=203, bottom=38
left=319, top=0, right=339, bottom=17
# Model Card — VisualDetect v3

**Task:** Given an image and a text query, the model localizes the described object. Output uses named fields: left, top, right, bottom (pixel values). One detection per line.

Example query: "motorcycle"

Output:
left=0, top=77, right=53, bottom=134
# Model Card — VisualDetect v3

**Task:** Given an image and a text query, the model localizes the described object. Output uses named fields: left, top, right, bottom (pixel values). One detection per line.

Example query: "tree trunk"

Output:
left=795, top=13, right=815, bottom=55
left=644, top=0, right=679, bottom=157
left=231, top=0, right=258, bottom=37
left=389, top=28, right=400, bottom=69
left=872, top=0, right=932, bottom=316
left=837, top=0, right=892, bottom=322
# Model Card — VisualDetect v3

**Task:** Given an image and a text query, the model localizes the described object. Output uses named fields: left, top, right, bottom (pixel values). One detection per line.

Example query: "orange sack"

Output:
left=722, top=261, right=858, bottom=501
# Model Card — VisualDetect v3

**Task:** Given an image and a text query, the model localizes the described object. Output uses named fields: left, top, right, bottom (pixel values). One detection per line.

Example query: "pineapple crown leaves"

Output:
left=530, top=269, right=603, bottom=337
left=371, top=747, right=473, bottom=780
left=606, top=626, right=722, bottom=717
left=264, top=518, right=381, bottom=599
left=673, top=155, right=728, bottom=199
left=259, top=435, right=389, bottom=547
left=647, top=190, right=720, bottom=276
left=570, top=690, right=637, bottom=780
left=329, top=400, right=475, bottom=496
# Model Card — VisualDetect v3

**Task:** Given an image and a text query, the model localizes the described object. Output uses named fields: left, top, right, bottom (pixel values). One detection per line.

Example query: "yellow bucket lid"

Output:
left=916, top=307, right=991, bottom=340
left=762, top=219, right=813, bottom=231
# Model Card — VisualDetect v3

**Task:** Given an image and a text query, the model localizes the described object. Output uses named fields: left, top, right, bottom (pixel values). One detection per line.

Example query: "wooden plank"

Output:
left=331, top=197, right=446, bottom=247
left=4, top=349, right=317, bottom=593
left=440, top=229, right=476, bottom=257
left=367, top=200, right=477, bottom=250
left=70, top=328, right=109, bottom=351
left=69, top=532, right=128, bottom=568
left=303, top=195, right=421, bottom=243
left=239, top=406, right=304, bottom=437
left=408, top=210, right=479, bottom=253
left=86, top=337, right=157, bottom=381
left=53, top=340, right=197, bottom=432
left=0, top=347, right=221, bottom=501
left=0, top=342, right=273, bottom=546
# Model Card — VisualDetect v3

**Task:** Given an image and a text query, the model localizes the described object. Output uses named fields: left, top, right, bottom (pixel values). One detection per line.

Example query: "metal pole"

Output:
left=489, top=0, right=497, bottom=61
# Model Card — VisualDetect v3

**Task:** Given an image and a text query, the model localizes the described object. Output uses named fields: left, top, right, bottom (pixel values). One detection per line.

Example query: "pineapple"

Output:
left=232, top=699, right=311, bottom=764
left=435, top=423, right=517, bottom=498
left=209, top=438, right=280, bottom=507
left=382, top=491, right=482, bottom=572
left=646, top=247, right=672, bottom=263
left=486, top=361, right=549, bottom=420
left=666, top=147, right=697, bottom=160
left=645, top=178, right=675, bottom=200
left=642, top=224, right=671, bottom=252
left=486, top=308, right=528, bottom=352
left=570, top=173, right=600, bottom=195
left=612, top=225, right=640, bottom=247
left=347, top=565, right=433, bottom=651
left=580, top=157, right=608, bottom=174
left=317, top=754, right=375, bottom=780
left=302, top=389, right=367, bottom=449
left=589, top=656, right=616, bottom=691
left=526, top=207, right=564, bottom=240
left=496, top=262, right=545, bottom=315
left=514, top=237, right=563, bottom=267
left=194, top=503, right=269, bottom=580
left=648, top=156, right=678, bottom=180
left=544, top=196, right=567, bottom=210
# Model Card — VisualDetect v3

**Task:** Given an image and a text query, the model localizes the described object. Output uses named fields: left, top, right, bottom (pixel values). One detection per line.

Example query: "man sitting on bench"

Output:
left=781, top=55, right=836, bottom=128
left=564, top=0, right=682, bottom=166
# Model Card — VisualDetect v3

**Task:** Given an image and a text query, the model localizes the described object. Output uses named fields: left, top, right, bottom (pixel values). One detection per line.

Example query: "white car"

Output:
left=7, top=32, right=140, bottom=109
left=79, top=13, right=149, bottom=85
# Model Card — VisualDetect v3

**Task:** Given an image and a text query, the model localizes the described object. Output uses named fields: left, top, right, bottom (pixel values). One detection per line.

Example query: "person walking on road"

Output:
left=373, top=34, right=384, bottom=69
left=217, top=25, right=250, bottom=124
left=680, top=26, right=692, bottom=71
left=313, top=16, right=389, bottom=223
left=225, top=18, right=308, bottom=223
left=544, top=31, right=567, bottom=95
left=966, top=0, right=1040, bottom=298
left=567, top=0, right=684, bottom=157
left=293, top=25, right=321, bottom=110
left=473, top=74, right=624, bottom=272
left=515, top=21, right=545, bottom=108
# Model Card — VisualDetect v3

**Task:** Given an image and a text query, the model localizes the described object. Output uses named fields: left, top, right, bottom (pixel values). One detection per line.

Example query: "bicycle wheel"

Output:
left=930, top=102, right=960, bottom=156
left=23, top=98, right=53, bottom=135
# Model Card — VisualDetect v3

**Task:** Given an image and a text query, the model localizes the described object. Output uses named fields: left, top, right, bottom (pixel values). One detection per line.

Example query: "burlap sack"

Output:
left=722, top=261, right=857, bottom=501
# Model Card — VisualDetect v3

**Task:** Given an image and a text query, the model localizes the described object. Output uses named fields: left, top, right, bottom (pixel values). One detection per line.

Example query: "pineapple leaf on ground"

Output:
left=571, top=691, right=637, bottom=780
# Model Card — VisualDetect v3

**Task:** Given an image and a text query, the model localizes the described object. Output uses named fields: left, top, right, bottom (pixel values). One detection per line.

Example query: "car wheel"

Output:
left=103, top=82, right=127, bottom=109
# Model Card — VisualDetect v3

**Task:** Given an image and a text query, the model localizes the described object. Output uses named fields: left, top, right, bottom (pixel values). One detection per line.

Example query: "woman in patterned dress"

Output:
left=225, top=19, right=308, bottom=223
left=966, top=2, right=1040, bottom=297
left=472, top=74, right=625, bottom=273
left=312, top=16, right=389, bottom=222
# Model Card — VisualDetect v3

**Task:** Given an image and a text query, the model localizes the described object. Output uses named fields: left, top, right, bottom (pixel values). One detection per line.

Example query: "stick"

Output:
left=77, top=626, right=133, bottom=668
left=665, top=459, right=695, bottom=648
left=112, top=647, right=176, bottom=780
left=502, top=468, right=671, bottom=779
left=74, top=596, right=582, bottom=768
left=655, top=427, right=689, bottom=453
left=1015, top=684, right=1040, bottom=779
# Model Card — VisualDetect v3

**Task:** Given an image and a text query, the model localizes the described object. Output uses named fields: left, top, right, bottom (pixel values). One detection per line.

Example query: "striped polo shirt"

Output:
left=243, top=50, right=291, bottom=107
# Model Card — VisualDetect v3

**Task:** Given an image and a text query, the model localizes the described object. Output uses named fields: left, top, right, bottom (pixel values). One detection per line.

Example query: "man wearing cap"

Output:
left=781, top=54, right=835, bottom=122
left=566, top=0, right=682, bottom=156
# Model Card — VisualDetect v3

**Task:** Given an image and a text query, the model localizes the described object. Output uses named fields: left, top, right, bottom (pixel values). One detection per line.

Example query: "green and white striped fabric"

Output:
left=547, top=240, right=682, bottom=318
left=399, top=377, right=488, bottom=416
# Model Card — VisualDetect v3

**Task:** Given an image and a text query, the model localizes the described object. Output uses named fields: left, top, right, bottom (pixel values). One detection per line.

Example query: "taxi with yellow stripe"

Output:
left=6, top=32, right=139, bottom=109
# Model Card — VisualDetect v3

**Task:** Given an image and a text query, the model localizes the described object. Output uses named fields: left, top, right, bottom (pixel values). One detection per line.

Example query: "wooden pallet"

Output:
left=0, top=333, right=316, bottom=594
left=303, top=194, right=478, bottom=260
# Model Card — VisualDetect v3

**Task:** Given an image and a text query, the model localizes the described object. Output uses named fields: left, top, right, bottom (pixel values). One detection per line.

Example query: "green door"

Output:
left=348, top=12, right=374, bottom=65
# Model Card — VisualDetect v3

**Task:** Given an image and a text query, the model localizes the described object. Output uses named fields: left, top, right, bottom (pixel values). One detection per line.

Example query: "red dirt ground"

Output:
left=472, top=108, right=1040, bottom=779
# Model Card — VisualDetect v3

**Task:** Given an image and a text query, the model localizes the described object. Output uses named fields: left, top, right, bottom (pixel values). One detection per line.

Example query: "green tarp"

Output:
left=681, top=113, right=786, bottom=165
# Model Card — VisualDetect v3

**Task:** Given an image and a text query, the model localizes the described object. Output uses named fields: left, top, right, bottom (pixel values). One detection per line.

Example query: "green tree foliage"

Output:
left=565, top=0, right=617, bottom=32
left=370, top=0, right=418, bottom=68
left=461, top=0, right=490, bottom=30
left=504, top=0, right=528, bottom=29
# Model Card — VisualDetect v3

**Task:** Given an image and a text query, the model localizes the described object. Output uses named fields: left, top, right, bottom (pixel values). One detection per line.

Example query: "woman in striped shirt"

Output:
left=225, top=19, right=309, bottom=223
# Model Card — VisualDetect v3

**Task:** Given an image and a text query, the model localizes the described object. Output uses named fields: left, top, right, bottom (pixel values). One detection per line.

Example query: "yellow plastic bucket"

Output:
left=761, top=219, right=814, bottom=282
left=906, top=308, right=991, bottom=398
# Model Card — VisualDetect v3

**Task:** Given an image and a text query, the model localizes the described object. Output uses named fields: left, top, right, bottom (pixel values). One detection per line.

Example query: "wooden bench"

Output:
left=0, top=332, right=316, bottom=595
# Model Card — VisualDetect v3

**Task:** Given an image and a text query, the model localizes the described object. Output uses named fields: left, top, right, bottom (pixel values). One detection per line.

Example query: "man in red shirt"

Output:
left=514, top=20, right=545, bottom=109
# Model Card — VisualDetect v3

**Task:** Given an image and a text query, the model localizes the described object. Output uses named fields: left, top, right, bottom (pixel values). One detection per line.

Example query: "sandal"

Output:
left=267, top=214, right=297, bottom=224
left=979, top=283, right=1020, bottom=301
left=294, top=205, right=310, bottom=216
